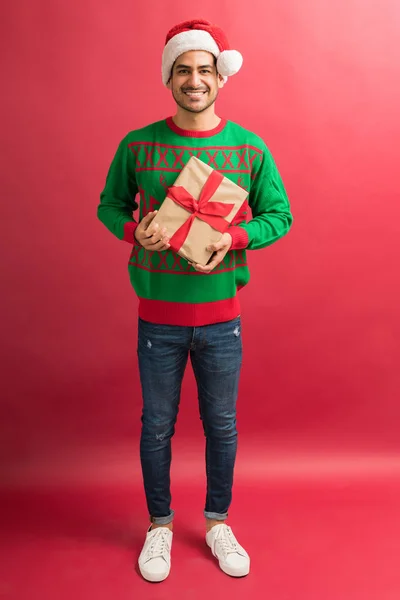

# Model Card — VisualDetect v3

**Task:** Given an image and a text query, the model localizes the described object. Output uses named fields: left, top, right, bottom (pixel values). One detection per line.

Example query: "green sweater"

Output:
left=97, top=117, right=293, bottom=326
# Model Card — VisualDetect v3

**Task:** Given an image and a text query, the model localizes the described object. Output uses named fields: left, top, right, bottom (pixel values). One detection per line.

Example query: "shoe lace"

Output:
left=214, top=525, right=241, bottom=556
left=145, top=528, right=170, bottom=560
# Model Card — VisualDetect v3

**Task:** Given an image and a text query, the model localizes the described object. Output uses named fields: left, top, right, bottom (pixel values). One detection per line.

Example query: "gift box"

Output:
left=151, top=156, right=248, bottom=266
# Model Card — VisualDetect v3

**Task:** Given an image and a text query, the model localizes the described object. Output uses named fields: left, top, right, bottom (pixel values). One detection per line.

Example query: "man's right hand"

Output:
left=134, top=211, right=170, bottom=251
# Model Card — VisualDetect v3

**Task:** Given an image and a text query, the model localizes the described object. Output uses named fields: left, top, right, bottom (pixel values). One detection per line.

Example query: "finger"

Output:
left=142, top=210, right=158, bottom=226
left=197, top=249, right=227, bottom=273
left=144, top=222, right=160, bottom=237
left=150, top=227, right=168, bottom=243
left=144, top=224, right=167, bottom=242
left=194, top=264, right=213, bottom=273
left=138, top=213, right=159, bottom=239
left=192, top=264, right=207, bottom=272
left=189, top=262, right=200, bottom=270
left=192, top=260, right=215, bottom=273
left=206, top=241, right=224, bottom=252
left=207, top=233, right=232, bottom=252
left=187, top=262, right=199, bottom=271
left=142, top=243, right=170, bottom=252
left=142, top=238, right=170, bottom=251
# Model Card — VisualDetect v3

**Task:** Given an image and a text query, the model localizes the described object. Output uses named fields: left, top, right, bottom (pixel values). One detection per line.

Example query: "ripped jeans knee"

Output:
left=141, top=419, right=176, bottom=446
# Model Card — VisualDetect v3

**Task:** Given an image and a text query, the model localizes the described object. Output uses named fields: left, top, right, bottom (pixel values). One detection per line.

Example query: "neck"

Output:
left=172, top=107, right=221, bottom=131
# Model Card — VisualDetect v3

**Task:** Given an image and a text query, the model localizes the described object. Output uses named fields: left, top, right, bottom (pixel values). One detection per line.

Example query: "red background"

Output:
left=2, top=1, right=400, bottom=598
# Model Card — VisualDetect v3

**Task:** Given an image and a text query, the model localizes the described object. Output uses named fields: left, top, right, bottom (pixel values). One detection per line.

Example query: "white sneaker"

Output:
left=138, top=526, right=173, bottom=582
left=206, top=523, right=250, bottom=577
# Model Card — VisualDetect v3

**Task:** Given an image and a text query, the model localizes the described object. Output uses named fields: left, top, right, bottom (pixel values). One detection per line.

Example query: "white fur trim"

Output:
left=162, top=30, right=221, bottom=85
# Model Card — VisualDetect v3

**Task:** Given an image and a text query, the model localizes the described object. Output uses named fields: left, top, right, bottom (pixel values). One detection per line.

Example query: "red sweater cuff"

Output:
left=123, top=221, right=139, bottom=245
left=229, top=226, right=249, bottom=250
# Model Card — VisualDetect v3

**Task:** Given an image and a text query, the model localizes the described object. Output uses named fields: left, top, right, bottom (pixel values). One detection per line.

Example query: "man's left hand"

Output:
left=191, top=233, right=232, bottom=273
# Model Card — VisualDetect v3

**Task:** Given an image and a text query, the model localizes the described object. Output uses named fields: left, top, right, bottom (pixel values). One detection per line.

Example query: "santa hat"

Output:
left=162, top=19, right=243, bottom=86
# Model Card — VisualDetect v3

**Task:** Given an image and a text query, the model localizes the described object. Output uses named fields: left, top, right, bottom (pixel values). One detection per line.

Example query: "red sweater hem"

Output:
left=138, top=296, right=241, bottom=326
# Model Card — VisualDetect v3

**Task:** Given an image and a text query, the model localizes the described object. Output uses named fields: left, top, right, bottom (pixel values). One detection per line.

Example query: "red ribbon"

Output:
left=167, top=170, right=235, bottom=253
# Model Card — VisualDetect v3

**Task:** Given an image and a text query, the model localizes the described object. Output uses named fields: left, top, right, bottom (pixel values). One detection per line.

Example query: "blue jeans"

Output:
left=137, top=316, right=242, bottom=525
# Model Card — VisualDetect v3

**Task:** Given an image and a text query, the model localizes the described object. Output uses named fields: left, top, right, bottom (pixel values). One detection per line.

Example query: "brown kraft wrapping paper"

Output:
left=151, top=156, right=249, bottom=266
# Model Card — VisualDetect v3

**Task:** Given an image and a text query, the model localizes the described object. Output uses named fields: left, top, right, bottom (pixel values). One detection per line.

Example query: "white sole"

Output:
left=138, top=563, right=170, bottom=582
left=220, top=561, right=250, bottom=577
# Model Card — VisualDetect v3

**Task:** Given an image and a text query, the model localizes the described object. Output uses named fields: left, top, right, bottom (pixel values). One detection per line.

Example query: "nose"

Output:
left=187, top=71, right=201, bottom=87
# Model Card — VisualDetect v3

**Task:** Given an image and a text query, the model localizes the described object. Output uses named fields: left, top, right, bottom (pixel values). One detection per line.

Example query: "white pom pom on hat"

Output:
left=162, top=19, right=243, bottom=86
left=217, top=49, right=243, bottom=77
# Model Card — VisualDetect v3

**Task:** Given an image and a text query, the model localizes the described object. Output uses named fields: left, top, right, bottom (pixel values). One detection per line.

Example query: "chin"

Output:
left=185, top=103, right=207, bottom=111
left=185, top=106, right=210, bottom=114
left=176, top=98, right=217, bottom=114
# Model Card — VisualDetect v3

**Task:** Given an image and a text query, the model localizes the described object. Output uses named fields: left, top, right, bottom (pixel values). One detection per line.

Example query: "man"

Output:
left=98, top=19, right=293, bottom=582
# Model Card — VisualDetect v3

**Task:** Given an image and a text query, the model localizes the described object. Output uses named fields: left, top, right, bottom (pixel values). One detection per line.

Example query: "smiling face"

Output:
left=167, top=50, right=225, bottom=114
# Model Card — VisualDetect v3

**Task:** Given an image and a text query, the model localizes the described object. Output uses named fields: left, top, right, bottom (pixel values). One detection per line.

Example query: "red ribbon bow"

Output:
left=167, top=170, right=235, bottom=253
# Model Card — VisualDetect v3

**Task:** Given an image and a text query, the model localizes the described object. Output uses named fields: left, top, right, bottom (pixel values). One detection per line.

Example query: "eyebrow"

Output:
left=174, top=64, right=214, bottom=70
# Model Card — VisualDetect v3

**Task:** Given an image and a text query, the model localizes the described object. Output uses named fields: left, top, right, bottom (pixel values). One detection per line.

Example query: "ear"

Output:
left=166, top=77, right=172, bottom=90
left=217, top=73, right=225, bottom=89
